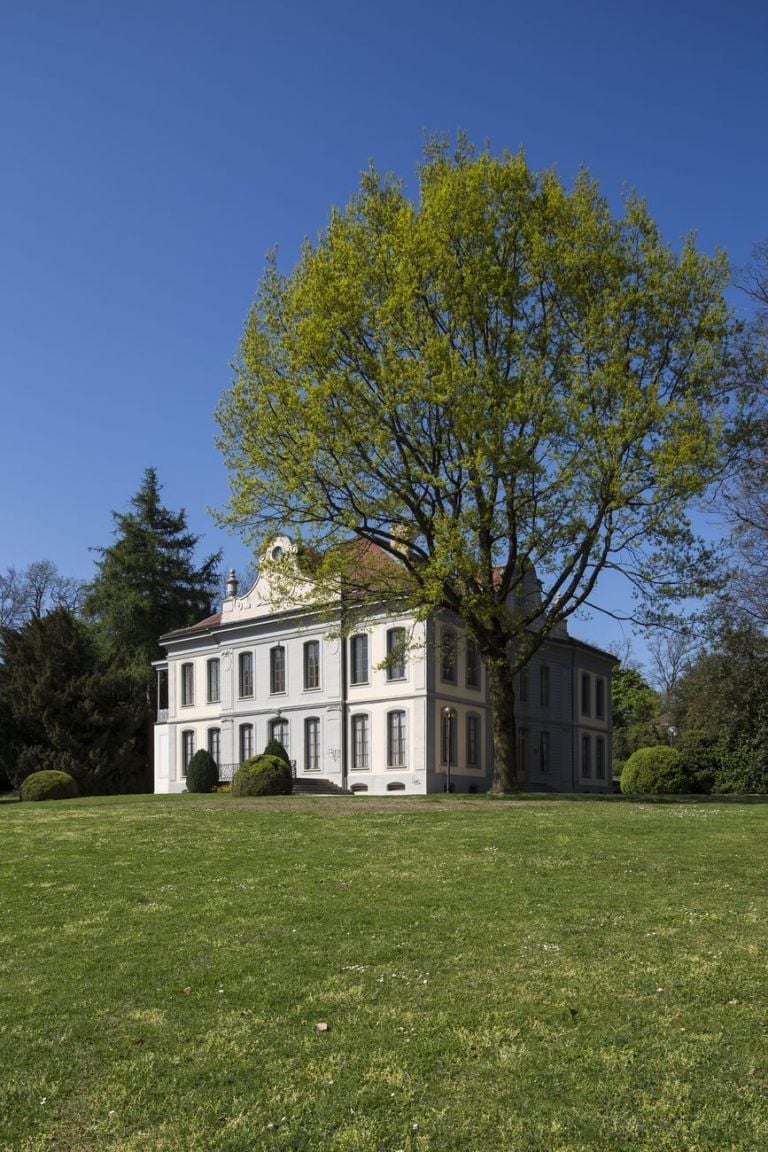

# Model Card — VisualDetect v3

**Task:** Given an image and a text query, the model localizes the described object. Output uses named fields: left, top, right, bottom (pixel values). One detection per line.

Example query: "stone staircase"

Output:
left=291, top=777, right=351, bottom=797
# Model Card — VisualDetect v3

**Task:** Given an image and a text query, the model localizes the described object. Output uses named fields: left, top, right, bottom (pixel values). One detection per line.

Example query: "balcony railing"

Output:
left=157, top=709, right=169, bottom=723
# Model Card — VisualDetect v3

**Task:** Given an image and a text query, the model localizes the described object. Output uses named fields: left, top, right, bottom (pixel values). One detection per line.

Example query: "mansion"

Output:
left=153, top=538, right=616, bottom=795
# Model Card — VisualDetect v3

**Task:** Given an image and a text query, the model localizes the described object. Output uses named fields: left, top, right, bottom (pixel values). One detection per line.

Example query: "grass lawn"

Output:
left=1, top=794, right=766, bottom=1151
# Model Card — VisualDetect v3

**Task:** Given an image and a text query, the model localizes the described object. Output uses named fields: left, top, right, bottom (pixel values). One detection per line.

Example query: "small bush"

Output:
left=185, top=749, right=219, bottom=793
left=232, top=754, right=292, bottom=797
left=12, top=746, right=80, bottom=791
left=620, top=746, right=691, bottom=795
left=263, top=739, right=291, bottom=768
left=20, top=770, right=79, bottom=802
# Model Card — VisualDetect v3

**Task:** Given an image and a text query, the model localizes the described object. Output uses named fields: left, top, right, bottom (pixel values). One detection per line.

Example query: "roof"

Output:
left=161, top=611, right=222, bottom=640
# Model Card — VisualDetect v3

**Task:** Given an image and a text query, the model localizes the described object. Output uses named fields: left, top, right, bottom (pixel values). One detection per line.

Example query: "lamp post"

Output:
left=444, top=705, right=455, bottom=797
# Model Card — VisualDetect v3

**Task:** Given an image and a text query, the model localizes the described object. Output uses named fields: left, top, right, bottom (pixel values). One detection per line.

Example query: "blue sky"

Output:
left=1, top=0, right=766, bottom=658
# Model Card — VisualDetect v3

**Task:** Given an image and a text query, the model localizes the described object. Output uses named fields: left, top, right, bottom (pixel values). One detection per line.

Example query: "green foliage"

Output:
left=19, top=770, right=79, bottom=802
left=675, top=627, right=768, bottom=794
left=0, top=608, right=145, bottom=794
left=620, top=746, right=691, bottom=794
left=263, top=738, right=291, bottom=767
left=85, top=468, right=221, bottom=785
left=217, top=137, right=733, bottom=792
left=86, top=468, right=221, bottom=672
left=231, top=754, right=292, bottom=797
left=185, top=749, right=219, bottom=793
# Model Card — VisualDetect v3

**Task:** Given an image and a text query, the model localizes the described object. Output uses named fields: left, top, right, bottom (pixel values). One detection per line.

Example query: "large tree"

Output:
left=86, top=468, right=221, bottom=785
left=0, top=608, right=145, bottom=793
left=217, top=139, right=733, bottom=791
left=722, top=238, right=768, bottom=626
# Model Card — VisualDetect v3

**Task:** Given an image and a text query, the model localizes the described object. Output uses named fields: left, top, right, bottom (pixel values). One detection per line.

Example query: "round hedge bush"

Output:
left=232, top=754, right=293, bottom=797
left=20, top=770, right=79, bottom=802
left=263, top=739, right=291, bottom=768
left=620, top=746, right=691, bottom=795
left=185, top=749, right=219, bottom=793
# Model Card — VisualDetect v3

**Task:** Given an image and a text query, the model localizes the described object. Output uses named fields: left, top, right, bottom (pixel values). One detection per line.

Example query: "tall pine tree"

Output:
left=86, top=468, right=221, bottom=786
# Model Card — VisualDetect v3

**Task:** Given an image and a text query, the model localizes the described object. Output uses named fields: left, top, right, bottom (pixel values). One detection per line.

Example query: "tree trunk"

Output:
left=488, top=659, right=519, bottom=792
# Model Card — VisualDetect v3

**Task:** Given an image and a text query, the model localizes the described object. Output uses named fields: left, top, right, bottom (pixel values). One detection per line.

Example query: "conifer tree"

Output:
left=87, top=468, right=221, bottom=672
left=86, top=468, right=221, bottom=786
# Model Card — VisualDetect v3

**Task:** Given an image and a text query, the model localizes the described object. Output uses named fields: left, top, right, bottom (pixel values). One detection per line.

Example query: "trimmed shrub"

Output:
left=20, top=770, right=79, bottom=802
left=13, top=746, right=80, bottom=791
left=185, top=749, right=219, bottom=793
left=620, top=746, right=691, bottom=795
left=232, top=754, right=292, bottom=797
left=263, top=739, right=291, bottom=768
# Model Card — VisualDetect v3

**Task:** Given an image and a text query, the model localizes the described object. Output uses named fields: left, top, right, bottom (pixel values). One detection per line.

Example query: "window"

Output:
left=441, top=628, right=457, bottom=684
left=466, top=637, right=480, bottom=690
left=305, top=717, right=320, bottom=771
left=350, top=635, right=369, bottom=685
left=518, top=726, right=529, bottom=775
left=595, top=677, right=605, bottom=721
left=386, top=628, right=407, bottom=681
left=270, top=646, right=286, bottom=694
left=581, top=673, right=591, bottom=717
left=206, top=658, right=220, bottom=704
left=352, top=714, right=369, bottom=769
left=540, top=665, right=550, bottom=707
left=595, top=736, right=606, bottom=780
left=181, top=730, right=195, bottom=773
left=207, top=728, right=220, bottom=766
left=519, top=667, right=529, bottom=703
left=387, top=710, right=407, bottom=767
left=239, top=723, right=254, bottom=762
left=581, top=733, right=592, bottom=778
left=539, top=730, right=550, bottom=774
left=303, top=640, right=320, bottom=690
left=270, top=717, right=289, bottom=751
left=238, top=652, right=254, bottom=697
left=467, top=714, right=481, bottom=768
left=441, top=710, right=457, bottom=766
left=181, top=663, right=194, bottom=707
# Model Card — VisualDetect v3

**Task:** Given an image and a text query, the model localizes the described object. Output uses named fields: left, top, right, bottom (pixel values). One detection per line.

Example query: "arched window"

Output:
left=351, top=714, right=369, bottom=769
left=270, top=717, right=289, bottom=751
left=465, top=637, right=480, bottom=690
left=386, top=628, right=407, bottom=680
left=304, top=717, right=320, bottom=771
left=350, top=635, right=369, bottom=684
left=181, top=663, right=194, bottom=707
left=303, top=640, right=320, bottom=690
left=466, top=713, right=481, bottom=769
left=270, top=646, right=286, bottom=694
left=440, top=628, right=457, bottom=684
left=206, top=658, right=220, bottom=703
left=238, top=652, right=254, bottom=697
left=387, top=710, right=407, bottom=767
left=181, top=730, right=195, bottom=774
left=239, top=723, right=254, bottom=763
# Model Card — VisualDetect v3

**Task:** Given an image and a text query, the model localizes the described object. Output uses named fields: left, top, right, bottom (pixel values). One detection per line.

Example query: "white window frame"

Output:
left=238, top=651, right=254, bottom=698
left=303, top=640, right=320, bottom=691
left=387, top=710, right=407, bottom=768
left=351, top=713, right=369, bottom=769
left=350, top=635, right=369, bottom=685
left=239, top=722, right=254, bottom=763
left=304, top=717, right=320, bottom=771
left=206, top=658, right=220, bottom=704
left=270, top=646, right=286, bottom=695
left=181, top=729, right=195, bottom=774
left=181, top=663, right=194, bottom=707
left=386, top=628, right=407, bottom=681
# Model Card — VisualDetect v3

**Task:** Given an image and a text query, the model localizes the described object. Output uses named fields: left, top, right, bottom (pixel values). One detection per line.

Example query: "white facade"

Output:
left=153, top=541, right=614, bottom=795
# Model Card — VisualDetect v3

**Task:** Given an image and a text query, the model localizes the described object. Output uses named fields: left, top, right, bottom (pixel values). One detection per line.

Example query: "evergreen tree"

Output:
left=85, top=469, right=221, bottom=788
left=87, top=468, right=221, bottom=671
left=0, top=608, right=144, bottom=793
